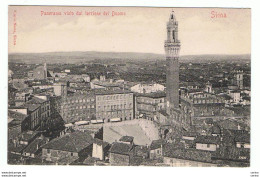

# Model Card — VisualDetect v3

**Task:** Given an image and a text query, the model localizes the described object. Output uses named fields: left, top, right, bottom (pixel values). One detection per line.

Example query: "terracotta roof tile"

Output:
left=43, top=131, right=93, bottom=152
left=109, top=142, right=133, bottom=155
left=150, top=139, right=167, bottom=150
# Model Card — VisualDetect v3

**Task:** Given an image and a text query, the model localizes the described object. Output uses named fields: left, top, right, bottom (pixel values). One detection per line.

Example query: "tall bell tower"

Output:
left=165, top=11, right=181, bottom=115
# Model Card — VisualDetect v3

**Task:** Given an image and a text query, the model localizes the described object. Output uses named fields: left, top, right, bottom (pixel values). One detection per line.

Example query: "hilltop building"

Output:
left=159, top=11, right=239, bottom=136
left=90, top=75, right=121, bottom=90
left=165, top=11, right=181, bottom=116
left=56, top=89, right=134, bottom=124
left=135, top=92, right=166, bottom=120
left=9, top=96, right=51, bottom=131
left=95, top=89, right=134, bottom=122
left=234, top=70, right=243, bottom=89
left=130, top=83, right=165, bottom=94
left=42, top=131, right=94, bottom=164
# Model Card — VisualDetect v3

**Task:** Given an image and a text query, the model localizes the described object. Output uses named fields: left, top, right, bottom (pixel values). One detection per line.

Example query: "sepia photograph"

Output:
left=7, top=6, right=251, bottom=167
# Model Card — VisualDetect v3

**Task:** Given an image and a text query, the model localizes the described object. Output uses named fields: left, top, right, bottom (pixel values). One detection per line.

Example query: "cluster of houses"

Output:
left=7, top=63, right=250, bottom=166
left=8, top=115, right=250, bottom=166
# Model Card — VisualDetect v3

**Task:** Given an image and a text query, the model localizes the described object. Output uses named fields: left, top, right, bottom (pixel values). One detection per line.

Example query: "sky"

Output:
left=8, top=6, right=251, bottom=55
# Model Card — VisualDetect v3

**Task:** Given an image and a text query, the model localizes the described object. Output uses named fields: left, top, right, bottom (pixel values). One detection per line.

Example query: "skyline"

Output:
left=8, top=7, right=251, bottom=55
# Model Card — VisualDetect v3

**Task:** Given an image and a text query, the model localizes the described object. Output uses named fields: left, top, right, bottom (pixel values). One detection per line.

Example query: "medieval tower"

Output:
left=165, top=11, right=181, bottom=115
left=43, top=63, right=48, bottom=79
left=235, top=70, right=244, bottom=89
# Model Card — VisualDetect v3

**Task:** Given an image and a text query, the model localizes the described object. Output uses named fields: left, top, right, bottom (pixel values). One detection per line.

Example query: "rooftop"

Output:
left=94, top=89, right=133, bottom=96
left=83, top=156, right=99, bottom=165
left=212, top=146, right=250, bottom=162
left=150, top=139, right=167, bottom=150
left=234, top=132, right=250, bottom=143
left=19, top=97, right=47, bottom=112
left=26, top=97, right=47, bottom=104
left=19, top=131, right=40, bottom=142
left=8, top=110, right=28, bottom=121
left=42, top=131, right=93, bottom=152
left=135, top=145, right=149, bottom=154
left=135, top=91, right=166, bottom=99
left=23, top=136, right=49, bottom=154
left=218, top=94, right=232, bottom=100
left=93, top=138, right=110, bottom=147
left=158, top=110, right=169, bottom=117
left=226, top=107, right=250, bottom=116
left=109, top=142, right=133, bottom=155
left=182, top=131, right=198, bottom=137
left=92, top=80, right=121, bottom=87
left=195, top=136, right=221, bottom=144
left=8, top=143, right=27, bottom=153
left=164, top=147, right=212, bottom=163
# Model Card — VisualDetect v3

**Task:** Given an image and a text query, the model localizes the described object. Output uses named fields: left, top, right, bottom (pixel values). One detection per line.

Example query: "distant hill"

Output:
left=180, top=54, right=251, bottom=63
left=8, top=51, right=251, bottom=64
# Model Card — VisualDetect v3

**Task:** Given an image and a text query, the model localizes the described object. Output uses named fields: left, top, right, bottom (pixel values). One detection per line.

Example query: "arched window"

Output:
left=172, top=30, right=175, bottom=41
